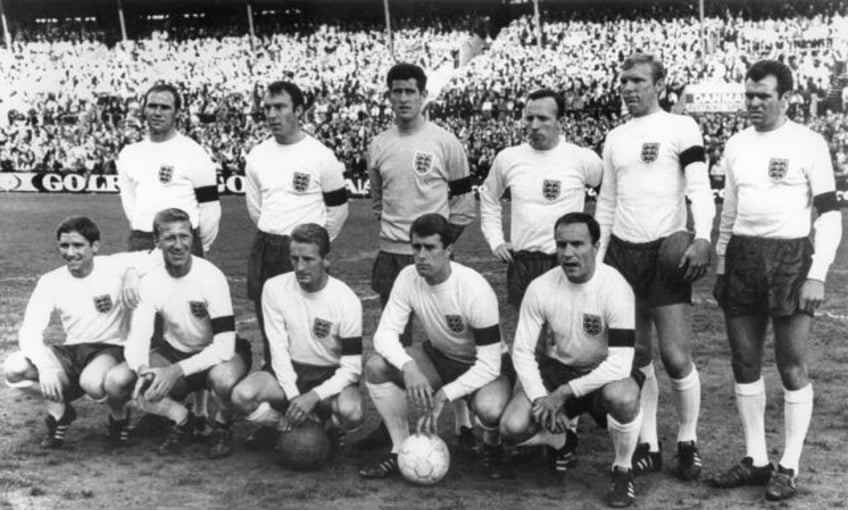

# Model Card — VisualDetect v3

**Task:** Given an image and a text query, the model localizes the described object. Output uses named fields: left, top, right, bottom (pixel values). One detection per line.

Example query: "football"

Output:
left=274, top=419, right=333, bottom=471
left=397, top=433, right=451, bottom=485
left=658, top=230, right=694, bottom=282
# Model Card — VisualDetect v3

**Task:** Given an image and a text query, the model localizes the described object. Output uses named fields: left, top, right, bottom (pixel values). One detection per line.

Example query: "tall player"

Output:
left=595, top=53, right=715, bottom=481
left=232, top=223, right=362, bottom=451
left=359, top=63, right=477, bottom=449
left=710, top=60, right=841, bottom=501
left=479, top=88, right=602, bottom=309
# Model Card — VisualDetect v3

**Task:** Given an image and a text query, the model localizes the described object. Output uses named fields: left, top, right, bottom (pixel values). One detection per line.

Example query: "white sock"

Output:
left=735, top=378, right=768, bottom=467
left=779, top=384, right=813, bottom=474
left=246, top=402, right=283, bottom=425
left=670, top=366, right=700, bottom=443
left=366, top=382, right=409, bottom=453
left=516, top=430, right=566, bottom=449
left=638, top=363, right=660, bottom=451
left=608, top=411, right=643, bottom=471
left=136, top=397, right=189, bottom=425
left=191, top=390, right=209, bottom=417
left=46, top=400, right=67, bottom=421
left=480, top=423, right=501, bottom=446
left=452, top=399, right=472, bottom=433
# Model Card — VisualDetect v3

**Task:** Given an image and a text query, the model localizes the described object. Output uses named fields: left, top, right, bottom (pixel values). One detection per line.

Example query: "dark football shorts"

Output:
left=371, top=251, right=415, bottom=304
left=714, top=235, right=812, bottom=318
left=604, top=235, right=691, bottom=308
left=151, top=336, right=252, bottom=394
left=507, top=251, right=557, bottom=307
left=50, top=342, right=124, bottom=402
left=247, top=231, right=293, bottom=303
left=264, top=361, right=339, bottom=396
left=421, top=341, right=516, bottom=391
left=537, top=356, right=645, bottom=429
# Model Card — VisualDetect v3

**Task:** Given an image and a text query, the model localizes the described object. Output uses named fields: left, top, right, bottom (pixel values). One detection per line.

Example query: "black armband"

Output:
left=323, top=188, right=349, bottom=207
left=608, top=328, right=635, bottom=348
left=341, top=336, right=363, bottom=356
left=210, top=315, right=236, bottom=335
left=448, top=176, right=472, bottom=197
left=472, top=324, right=501, bottom=346
left=679, top=146, right=706, bottom=168
left=813, top=191, right=838, bottom=214
left=195, top=185, right=219, bottom=203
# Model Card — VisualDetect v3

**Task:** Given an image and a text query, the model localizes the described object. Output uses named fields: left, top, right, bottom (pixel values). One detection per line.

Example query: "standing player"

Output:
left=479, top=88, right=602, bottom=309
left=104, top=209, right=251, bottom=459
left=3, top=216, right=152, bottom=448
left=359, top=214, right=512, bottom=480
left=360, top=62, right=477, bottom=449
left=501, top=213, right=642, bottom=508
left=231, top=223, right=362, bottom=451
left=595, top=52, right=715, bottom=480
left=244, top=80, right=349, bottom=383
left=710, top=60, right=842, bottom=501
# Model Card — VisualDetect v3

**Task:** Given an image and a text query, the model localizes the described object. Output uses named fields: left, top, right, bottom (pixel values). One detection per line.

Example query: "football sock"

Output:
left=245, top=402, right=280, bottom=424
left=192, top=390, right=209, bottom=418
left=452, top=399, right=472, bottom=434
left=608, top=411, right=642, bottom=471
left=46, top=401, right=67, bottom=421
left=638, top=363, right=660, bottom=451
left=108, top=402, right=130, bottom=420
left=517, top=430, right=566, bottom=450
left=214, top=410, right=232, bottom=427
left=670, top=366, right=700, bottom=443
left=480, top=423, right=500, bottom=446
left=734, top=378, right=769, bottom=467
left=779, top=384, right=813, bottom=474
left=137, top=396, right=188, bottom=426
left=366, top=382, right=409, bottom=453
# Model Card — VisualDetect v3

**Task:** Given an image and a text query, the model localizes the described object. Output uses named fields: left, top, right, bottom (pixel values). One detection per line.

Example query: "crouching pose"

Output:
left=500, top=213, right=643, bottom=508
left=104, top=208, right=251, bottom=458
left=359, top=213, right=513, bottom=480
left=231, top=223, right=363, bottom=452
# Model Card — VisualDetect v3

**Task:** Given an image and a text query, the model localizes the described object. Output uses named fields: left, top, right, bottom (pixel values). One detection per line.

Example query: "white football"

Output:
left=397, top=433, right=451, bottom=485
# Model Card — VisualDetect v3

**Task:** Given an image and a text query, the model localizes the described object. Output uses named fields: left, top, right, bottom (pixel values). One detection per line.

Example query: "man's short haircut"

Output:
left=746, top=59, right=794, bottom=97
left=554, top=212, right=600, bottom=245
left=410, top=213, right=453, bottom=247
left=144, top=83, right=182, bottom=111
left=266, top=80, right=306, bottom=111
left=290, top=223, right=331, bottom=258
left=527, top=88, right=566, bottom=119
left=153, top=208, right=192, bottom=238
left=386, top=63, right=428, bottom=92
left=622, top=52, right=666, bottom=83
left=56, top=216, right=100, bottom=244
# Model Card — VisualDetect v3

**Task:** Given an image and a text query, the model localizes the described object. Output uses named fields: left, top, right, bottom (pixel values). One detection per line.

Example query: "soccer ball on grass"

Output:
left=397, top=433, right=450, bottom=485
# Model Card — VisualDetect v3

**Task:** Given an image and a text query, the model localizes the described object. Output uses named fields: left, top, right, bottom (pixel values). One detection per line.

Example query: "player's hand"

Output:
left=284, top=391, right=321, bottom=427
left=551, top=409, right=571, bottom=434
left=493, top=243, right=514, bottom=264
left=143, top=365, right=183, bottom=402
left=39, top=370, right=65, bottom=403
left=799, top=279, right=825, bottom=316
left=278, top=416, right=293, bottom=433
left=681, top=238, right=711, bottom=282
left=132, top=369, right=152, bottom=400
left=532, top=389, right=569, bottom=433
left=121, top=268, right=141, bottom=309
left=402, top=361, right=433, bottom=410
left=416, top=389, right=448, bottom=436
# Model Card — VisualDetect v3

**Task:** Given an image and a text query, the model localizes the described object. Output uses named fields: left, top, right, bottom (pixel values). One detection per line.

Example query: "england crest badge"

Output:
left=93, top=294, right=113, bottom=313
left=640, top=142, right=660, bottom=164
left=159, top=164, right=174, bottom=184
left=445, top=314, right=465, bottom=334
left=542, top=179, right=561, bottom=201
left=292, top=172, right=311, bottom=192
left=189, top=301, right=209, bottom=319
left=582, top=313, right=603, bottom=336
left=768, top=158, right=789, bottom=181
left=313, top=318, right=333, bottom=339
left=413, top=151, right=435, bottom=175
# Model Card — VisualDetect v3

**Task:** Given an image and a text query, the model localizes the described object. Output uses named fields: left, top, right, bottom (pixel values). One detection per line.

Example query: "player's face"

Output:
left=144, top=91, right=178, bottom=138
left=745, top=75, right=788, bottom=132
left=290, top=240, right=328, bottom=293
left=411, top=232, right=452, bottom=284
left=524, top=97, right=560, bottom=151
left=155, top=220, right=193, bottom=276
left=263, top=91, right=302, bottom=142
left=389, top=79, right=426, bottom=125
left=619, top=63, right=662, bottom=117
left=58, top=231, right=98, bottom=278
left=555, top=222, right=597, bottom=284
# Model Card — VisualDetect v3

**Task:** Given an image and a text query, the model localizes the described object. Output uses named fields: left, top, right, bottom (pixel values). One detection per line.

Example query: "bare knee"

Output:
left=499, top=409, right=534, bottom=444
left=364, top=355, right=391, bottom=383
left=660, top=349, right=692, bottom=379
left=473, top=395, right=507, bottom=428
left=231, top=381, right=259, bottom=412
left=79, top=371, right=106, bottom=399
left=600, top=380, right=640, bottom=422
left=104, top=366, right=136, bottom=398
left=778, top=362, right=808, bottom=391
left=336, top=394, right=364, bottom=429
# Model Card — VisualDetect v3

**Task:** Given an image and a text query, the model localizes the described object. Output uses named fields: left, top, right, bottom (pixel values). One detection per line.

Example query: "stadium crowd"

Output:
left=2, top=1, right=848, bottom=181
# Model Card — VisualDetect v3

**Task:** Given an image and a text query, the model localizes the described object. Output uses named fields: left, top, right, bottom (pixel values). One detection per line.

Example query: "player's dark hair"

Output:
left=266, top=80, right=306, bottom=111
left=56, top=216, right=100, bottom=244
left=622, top=52, right=666, bottom=83
left=410, top=213, right=453, bottom=247
left=291, top=223, right=331, bottom=257
left=144, top=83, right=182, bottom=111
left=152, top=208, right=192, bottom=238
left=746, top=59, right=794, bottom=97
left=386, top=63, right=427, bottom=92
left=527, top=88, right=565, bottom=119
left=554, top=212, right=600, bottom=244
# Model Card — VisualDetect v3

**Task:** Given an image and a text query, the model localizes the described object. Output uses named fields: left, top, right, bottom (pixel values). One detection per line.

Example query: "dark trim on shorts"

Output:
left=323, top=188, right=349, bottom=206
left=604, top=234, right=691, bottom=308
left=194, top=185, right=219, bottom=203
left=264, top=360, right=339, bottom=396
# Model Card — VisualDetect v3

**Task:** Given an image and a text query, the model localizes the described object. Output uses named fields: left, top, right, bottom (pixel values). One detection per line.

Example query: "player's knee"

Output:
left=104, top=366, right=135, bottom=397
left=364, top=355, right=391, bottom=383
left=336, top=396, right=363, bottom=429
left=231, top=381, right=258, bottom=411
left=600, top=380, right=640, bottom=418
left=660, top=351, right=692, bottom=379
left=730, top=357, right=761, bottom=382
left=473, top=395, right=507, bottom=428
left=778, top=363, right=808, bottom=391
left=79, top=372, right=106, bottom=399
left=2, top=353, right=32, bottom=383
left=499, top=411, right=531, bottom=444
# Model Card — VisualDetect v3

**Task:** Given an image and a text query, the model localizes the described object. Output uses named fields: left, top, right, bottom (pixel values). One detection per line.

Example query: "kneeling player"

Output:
left=500, top=213, right=643, bottom=508
left=231, top=223, right=363, bottom=451
left=359, top=213, right=513, bottom=480
left=3, top=216, right=154, bottom=448
left=105, top=208, right=250, bottom=458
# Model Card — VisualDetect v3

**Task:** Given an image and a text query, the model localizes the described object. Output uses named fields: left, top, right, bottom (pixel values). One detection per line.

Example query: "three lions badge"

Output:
left=313, top=318, right=333, bottom=339
left=93, top=294, right=113, bottom=313
left=292, top=172, right=311, bottom=192
left=542, top=179, right=561, bottom=201
left=413, top=151, right=435, bottom=175
left=159, top=164, right=174, bottom=184
left=582, top=313, right=603, bottom=336
left=445, top=315, right=465, bottom=334
left=768, top=158, right=789, bottom=181
left=640, top=142, right=660, bottom=164
left=189, top=301, right=209, bottom=319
